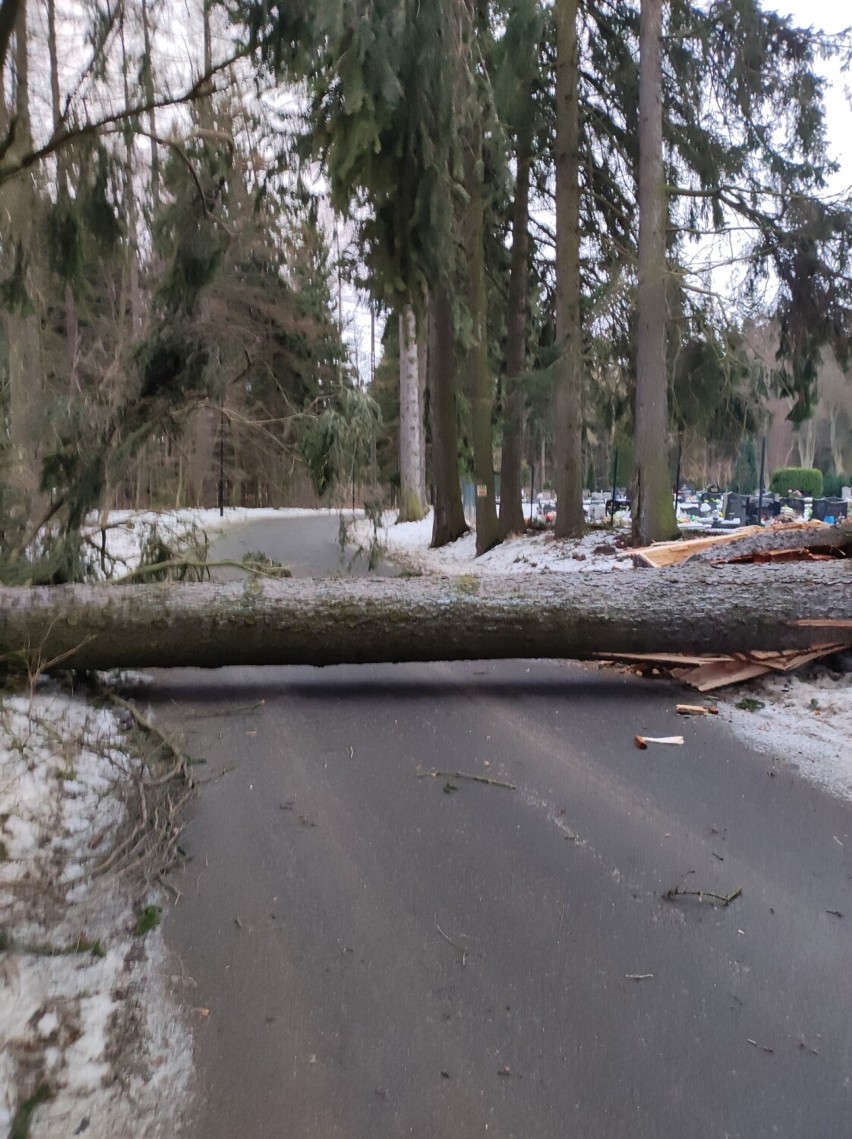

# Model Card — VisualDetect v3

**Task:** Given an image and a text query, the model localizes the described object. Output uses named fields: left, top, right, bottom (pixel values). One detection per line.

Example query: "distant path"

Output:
left=150, top=514, right=852, bottom=1139
left=209, top=511, right=398, bottom=579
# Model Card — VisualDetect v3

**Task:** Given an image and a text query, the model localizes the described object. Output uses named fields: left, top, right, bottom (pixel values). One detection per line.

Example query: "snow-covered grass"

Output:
left=351, top=509, right=635, bottom=576
left=352, top=508, right=852, bottom=800
left=0, top=687, right=191, bottom=1138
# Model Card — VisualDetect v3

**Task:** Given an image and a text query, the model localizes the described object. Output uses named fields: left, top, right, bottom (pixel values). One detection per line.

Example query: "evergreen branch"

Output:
left=110, top=127, right=233, bottom=231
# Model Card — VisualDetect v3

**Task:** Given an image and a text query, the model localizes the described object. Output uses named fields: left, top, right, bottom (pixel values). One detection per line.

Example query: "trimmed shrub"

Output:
left=822, top=473, right=849, bottom=498
left=769, top=467, right=823, bottom=498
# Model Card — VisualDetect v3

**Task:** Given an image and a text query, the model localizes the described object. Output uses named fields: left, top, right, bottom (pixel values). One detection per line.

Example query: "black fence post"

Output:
left=610, top=448, right=619, bottom=527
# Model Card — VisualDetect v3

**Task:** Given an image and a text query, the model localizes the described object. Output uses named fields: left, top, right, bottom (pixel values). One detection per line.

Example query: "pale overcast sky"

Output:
left=769, top=0, right=851, bottom=189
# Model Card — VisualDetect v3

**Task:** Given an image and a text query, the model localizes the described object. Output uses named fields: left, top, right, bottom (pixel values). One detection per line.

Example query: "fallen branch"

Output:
left=664, top=886, right=742, bottom=906
left=417, top=769, right=517, bottom=790
left=112, top=558, right=292, bottom=584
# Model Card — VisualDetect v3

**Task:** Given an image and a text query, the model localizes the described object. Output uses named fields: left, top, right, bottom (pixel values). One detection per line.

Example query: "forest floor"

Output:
left=2, top=504, right=850, bottom=1138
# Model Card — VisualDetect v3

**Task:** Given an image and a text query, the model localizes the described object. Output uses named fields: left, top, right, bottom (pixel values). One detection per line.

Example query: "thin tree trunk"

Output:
left=48, top=0, right=80, bottom=387
left=464, top=138, right=500, bottom=556
left=796, top=420, right=816, bottom=470
left=632, top=0, right=678, bottom=546
left=554, top=0, right=585, bottom=538
left=499, top=120, right=532, bottom=538
left=828, top=408, right=844, bottom=476
left=141, top=0, right=160, bottom=213
left=119, top=10, right=143, bottom=340
left=417, top=316, right=428, bottom=505
left=430, top=287, right=468, bottom=547
left=397, top=304, right=428, bottom=521
left=4, top=3, right=42, bottom=507
left=1, top=562, right=848, bottom=670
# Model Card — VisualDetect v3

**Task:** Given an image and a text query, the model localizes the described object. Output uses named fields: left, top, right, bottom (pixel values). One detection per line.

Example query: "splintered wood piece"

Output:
left=678, top=661, right=771, bottom=692
left=631, top=527, right=763, bottom=568
left=634, top=735, right=685, bottom=749
left=676, top=704, right=718, bottom=716
left=594, top=652, right=732, bottom=666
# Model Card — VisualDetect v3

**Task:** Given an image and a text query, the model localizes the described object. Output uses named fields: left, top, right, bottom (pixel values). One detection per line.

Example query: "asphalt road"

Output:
left=151, top=516, right=852, bottom=1139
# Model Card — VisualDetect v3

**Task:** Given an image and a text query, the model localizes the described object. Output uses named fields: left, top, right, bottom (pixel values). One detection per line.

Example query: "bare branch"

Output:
left=0, top=48, right=254, bottom=185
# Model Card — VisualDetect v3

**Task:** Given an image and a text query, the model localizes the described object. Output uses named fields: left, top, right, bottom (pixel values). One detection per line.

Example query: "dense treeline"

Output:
left=0, top=0, right=850, bottom=579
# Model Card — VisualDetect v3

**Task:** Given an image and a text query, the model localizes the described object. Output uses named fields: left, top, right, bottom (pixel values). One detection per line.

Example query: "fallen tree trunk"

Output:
left=0, top=562, right=850, bottom=671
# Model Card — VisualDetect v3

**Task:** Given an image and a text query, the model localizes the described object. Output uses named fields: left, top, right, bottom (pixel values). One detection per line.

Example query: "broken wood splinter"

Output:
left=634, top=735, right=685, bottom=749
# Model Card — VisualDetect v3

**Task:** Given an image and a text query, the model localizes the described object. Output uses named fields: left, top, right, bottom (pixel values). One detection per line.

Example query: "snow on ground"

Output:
left=0, top=687, right=191, bottom=1138
left=352, top=509, right=852, bottom=800
left=351, top=509, right=635, bottom=576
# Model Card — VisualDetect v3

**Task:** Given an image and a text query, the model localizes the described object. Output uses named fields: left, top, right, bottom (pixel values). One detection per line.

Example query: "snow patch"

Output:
left=0, top=688, right=191, bottom=1138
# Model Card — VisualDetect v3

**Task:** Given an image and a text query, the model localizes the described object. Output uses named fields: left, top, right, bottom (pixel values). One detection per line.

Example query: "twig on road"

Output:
left=416, top=769, right=516, bottom=791
left=664, top=886, right=742, bottom=906
left=436, top=923, right=468, bottom=966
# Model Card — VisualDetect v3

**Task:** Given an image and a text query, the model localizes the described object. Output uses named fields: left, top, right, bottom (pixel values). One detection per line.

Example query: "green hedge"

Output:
left=823, top=473, right=849, bottom=498
left=769, top=467, right=824, bottom=498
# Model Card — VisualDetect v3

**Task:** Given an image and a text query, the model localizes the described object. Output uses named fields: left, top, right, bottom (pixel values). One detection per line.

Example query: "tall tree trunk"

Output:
left=141, top=0, right=160, bottom=213
left=430, top=288, right=468, bottom=547
left=499, top=119, right=532, bottom=538
left=554, top=0, right=585, bottom=538
left=397, top=304, right=428, bottom=522
left=1, top=561, right=847, bottom=670
left=3, top=3, right=42, bottom=509
left=465, top=138, right=500, bottom=556
left=796, top=419, right=816, bottom=470
left=417, top=316, right=428, bottom=505
left=48, top=0, right=80, bottom=388
left=186, top=407, right=217, bottom=506
left=632, top=0, right=678, bottom=546
left=828, top=408, right=844, bottom=476
left=119, top=10, right=143, bottom=340
left=0, top=0, right=23, bottom=81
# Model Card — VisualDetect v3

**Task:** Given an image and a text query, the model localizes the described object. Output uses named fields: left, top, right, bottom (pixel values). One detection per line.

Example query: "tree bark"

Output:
left=1, top=563, right=848, bottom=671
left=464, top=138, right=500, bottom=556
left=3, top=2, right=42, bottom=508
left=141, top=0, right=160, bottom=213
left=554, top=0, right=585, bottom=539
left=417, top=313, right=428, bottom=505
left=429, top=287, right=468, bottom=547
left=397, top=304, right=428, bottom=522
left=499, top=117, right=532, bottom=539
left=632, top=0, right=678, bottom=546
left=48, top=0, right=80, bottom=387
